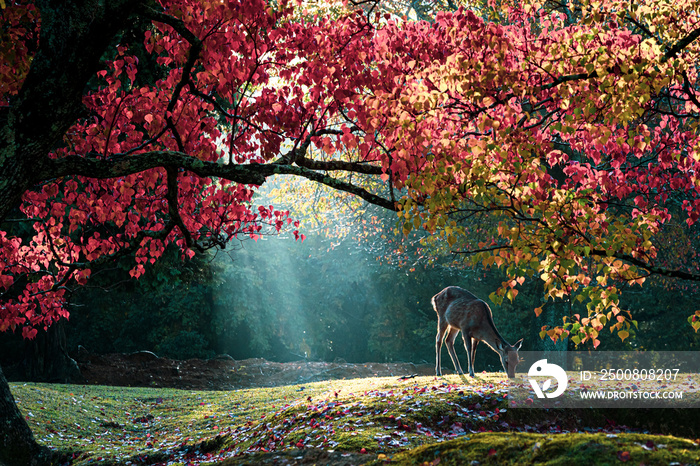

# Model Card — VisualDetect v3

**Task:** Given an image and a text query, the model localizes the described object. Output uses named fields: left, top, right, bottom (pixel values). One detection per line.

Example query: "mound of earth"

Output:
left=73, top=350, right=436, bottom=390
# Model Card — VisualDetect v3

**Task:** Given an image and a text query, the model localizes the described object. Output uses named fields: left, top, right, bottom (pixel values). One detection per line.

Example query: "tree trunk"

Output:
left=0, top=365, right=53, bottom=466
left=0, top=3, right=140, bottom=464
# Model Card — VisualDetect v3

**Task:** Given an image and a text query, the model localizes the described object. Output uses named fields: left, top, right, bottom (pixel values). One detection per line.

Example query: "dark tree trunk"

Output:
left=0, top=0, right=143, bottom=220
left=0, top=365, right=53, bottom=466
left=0, top=4, right=141, bottom=464
left=27, top=324, right=83, bottom=384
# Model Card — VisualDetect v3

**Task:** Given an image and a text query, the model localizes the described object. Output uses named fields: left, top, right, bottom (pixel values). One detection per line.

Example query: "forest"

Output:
left=3, top=212, right=698, bottom=371
left=1, top=0, right=700, bottom=464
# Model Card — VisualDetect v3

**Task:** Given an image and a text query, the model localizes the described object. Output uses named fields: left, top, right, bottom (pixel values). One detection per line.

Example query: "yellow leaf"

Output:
left=534, top=306, right=543, bottom=317
left=618, top=330, right=629, bottom=342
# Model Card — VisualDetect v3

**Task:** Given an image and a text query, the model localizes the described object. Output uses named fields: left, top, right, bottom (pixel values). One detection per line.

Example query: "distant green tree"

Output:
left=66, top=245, right=220, bottom=360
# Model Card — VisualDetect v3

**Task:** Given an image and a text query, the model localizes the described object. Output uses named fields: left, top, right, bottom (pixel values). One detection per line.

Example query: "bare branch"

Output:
left=166, top=166, right=196, bottom=250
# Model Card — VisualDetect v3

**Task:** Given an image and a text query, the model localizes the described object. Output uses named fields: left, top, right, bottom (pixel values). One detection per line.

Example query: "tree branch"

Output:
left=45, top=151, right=398, bottom=211
left=589, top=249, right=700, bottom=282
left=662, top=26, right=700, bottom=63
left=166, top=167, right=196, bottom=249
left=294, top=157, right=384, bottom=175
left=270, top=125, right=385, bottom=174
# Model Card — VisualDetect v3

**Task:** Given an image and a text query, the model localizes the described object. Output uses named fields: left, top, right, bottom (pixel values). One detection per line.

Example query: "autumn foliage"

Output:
left=1, top=0, right=700, bottom=347
left=1, top=0, right=382, bottom=338
left=363, top=0, right=700, bottom=346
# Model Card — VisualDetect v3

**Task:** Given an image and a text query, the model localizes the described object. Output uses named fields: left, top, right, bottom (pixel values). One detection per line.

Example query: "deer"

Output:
left=433, top=286, right=523, bottom=378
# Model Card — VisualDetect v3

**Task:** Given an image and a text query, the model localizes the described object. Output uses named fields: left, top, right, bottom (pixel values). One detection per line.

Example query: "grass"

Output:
left=10, top=374, right=700, bottom=465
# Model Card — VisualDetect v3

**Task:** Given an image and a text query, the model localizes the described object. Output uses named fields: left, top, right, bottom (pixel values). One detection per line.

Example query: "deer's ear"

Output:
left=514, top=338, right=523, bottom=351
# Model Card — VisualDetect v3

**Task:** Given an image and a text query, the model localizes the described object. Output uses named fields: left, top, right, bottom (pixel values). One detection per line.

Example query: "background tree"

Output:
left=56, top=228, right=537, bottom=366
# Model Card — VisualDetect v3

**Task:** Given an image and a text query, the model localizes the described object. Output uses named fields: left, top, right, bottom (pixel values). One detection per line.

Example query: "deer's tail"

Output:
left=431, top=292, right=442, bottom=315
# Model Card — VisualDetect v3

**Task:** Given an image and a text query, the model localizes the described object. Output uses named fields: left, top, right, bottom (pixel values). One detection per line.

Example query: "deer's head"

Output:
left=498, top=338, right=523, bottom=379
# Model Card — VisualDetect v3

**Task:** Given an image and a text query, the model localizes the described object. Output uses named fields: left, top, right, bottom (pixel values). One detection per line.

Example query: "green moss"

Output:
left=366, top=432, right=700, bottom=466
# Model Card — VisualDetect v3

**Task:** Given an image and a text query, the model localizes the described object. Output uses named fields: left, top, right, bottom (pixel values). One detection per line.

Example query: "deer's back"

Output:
left=432, top=286, right=478, bottom=314
left=434, top=286, right=495, bottom=339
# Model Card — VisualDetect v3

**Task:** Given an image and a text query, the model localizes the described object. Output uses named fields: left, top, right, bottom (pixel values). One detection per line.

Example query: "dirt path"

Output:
left=74, top=351, right=436, bottom=390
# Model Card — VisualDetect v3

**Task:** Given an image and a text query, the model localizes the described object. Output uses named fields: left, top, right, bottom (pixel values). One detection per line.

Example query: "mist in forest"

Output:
left=209, top=231, right=412, bottom=363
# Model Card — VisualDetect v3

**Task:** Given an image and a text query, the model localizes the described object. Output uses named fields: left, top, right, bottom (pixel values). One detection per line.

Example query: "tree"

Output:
left=0, top=0, right=395, bottom=462
left=362, top=1, right=700, bottom=346
left=65, top=244, right=221, bottom=360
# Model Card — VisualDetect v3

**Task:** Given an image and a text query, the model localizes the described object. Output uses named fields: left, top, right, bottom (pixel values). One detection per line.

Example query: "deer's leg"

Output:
left=435, top=319, right=449, bottom=376
left=445, top=328, right=464, bottom=375
left=464, top=336, right=479, bottom=378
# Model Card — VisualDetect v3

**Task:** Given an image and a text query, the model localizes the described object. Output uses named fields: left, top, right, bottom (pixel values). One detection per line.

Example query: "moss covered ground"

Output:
left=10, top=374, right=700, bottom=465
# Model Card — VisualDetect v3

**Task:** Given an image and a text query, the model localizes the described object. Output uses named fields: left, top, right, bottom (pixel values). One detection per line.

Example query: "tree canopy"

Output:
left=371, top=0, right=700, bottom=346
left=0, top=0, right=395, bottom=341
